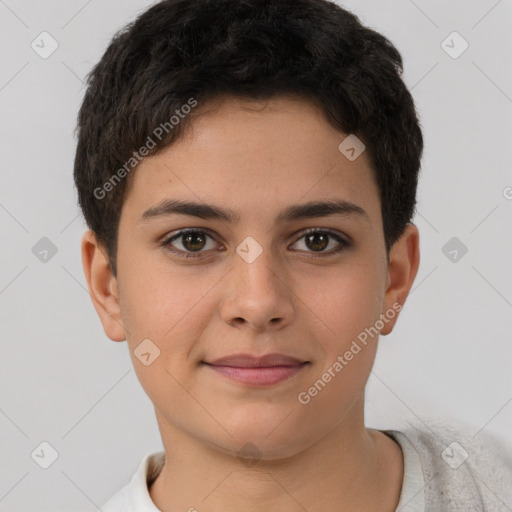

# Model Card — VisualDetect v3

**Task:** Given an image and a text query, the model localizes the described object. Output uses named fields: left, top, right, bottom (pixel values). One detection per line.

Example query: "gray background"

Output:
left=1, top=0, right=511, bottom=510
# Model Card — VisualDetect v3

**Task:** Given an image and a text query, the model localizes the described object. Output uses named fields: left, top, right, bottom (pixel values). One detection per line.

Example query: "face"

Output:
left=84, top=95, right=418, bottom=460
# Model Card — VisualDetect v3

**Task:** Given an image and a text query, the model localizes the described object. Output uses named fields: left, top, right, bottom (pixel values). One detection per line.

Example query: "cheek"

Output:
left=118, top=261, right=221, bottom=386
left=118, top=255, right=213, bottom=338
left=308, top=258, right=385, bottom=352
left=295, top=264, right=383, bottom=418
left=117, top=266, right=216, bottom=408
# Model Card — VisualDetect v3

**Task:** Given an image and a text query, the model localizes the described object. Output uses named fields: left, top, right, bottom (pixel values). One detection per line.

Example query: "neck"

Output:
left=149, top=398, right=403, bottom=512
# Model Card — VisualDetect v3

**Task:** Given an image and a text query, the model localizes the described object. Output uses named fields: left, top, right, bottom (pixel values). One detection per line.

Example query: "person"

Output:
left=73, top=0, right=512, bottom=510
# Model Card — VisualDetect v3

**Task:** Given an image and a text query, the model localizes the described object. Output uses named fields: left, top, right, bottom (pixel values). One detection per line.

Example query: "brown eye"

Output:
left=181, top=232, right=207, bottom=251
left=161, top=227, right=351, bottom=260
left=162, top=229, right=217, bottom=258
left=291, top=229, right=351, bottom=256
left=304, top=232, right=329, bottom=252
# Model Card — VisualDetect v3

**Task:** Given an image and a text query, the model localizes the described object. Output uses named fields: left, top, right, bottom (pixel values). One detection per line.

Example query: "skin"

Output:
left=82, top=95, right=420, bottom=512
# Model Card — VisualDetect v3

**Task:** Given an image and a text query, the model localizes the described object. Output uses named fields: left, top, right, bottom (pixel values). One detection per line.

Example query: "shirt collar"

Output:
left=127, top=451, right=165, bottom=511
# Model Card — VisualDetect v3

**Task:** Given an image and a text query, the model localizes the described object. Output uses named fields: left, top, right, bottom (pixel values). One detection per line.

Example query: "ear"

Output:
left=81, top=229, right=127, bottom=342
left=380, top=223, right=420, bottom=335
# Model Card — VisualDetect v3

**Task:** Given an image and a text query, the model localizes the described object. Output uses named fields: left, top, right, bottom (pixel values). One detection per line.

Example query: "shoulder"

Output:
left=385, top=419, right=512, bottom=511
left=100, top=451, right=165, bottom=512
left=102, top=484, right=131, bottom=512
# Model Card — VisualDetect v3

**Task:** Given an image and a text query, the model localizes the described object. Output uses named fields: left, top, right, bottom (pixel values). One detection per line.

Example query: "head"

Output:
left=76, top=0, right=421, bottom=459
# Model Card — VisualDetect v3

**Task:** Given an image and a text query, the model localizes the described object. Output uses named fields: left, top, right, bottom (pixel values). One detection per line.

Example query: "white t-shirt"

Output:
left=101, top=430, right=426, bottom=511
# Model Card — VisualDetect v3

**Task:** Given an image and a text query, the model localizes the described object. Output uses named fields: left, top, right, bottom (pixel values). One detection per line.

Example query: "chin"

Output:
left=209, top=413, right=314, bottom=461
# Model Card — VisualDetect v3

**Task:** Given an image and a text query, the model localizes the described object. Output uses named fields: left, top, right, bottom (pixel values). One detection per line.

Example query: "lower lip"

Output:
left=204, top=364, right=306, bottom=386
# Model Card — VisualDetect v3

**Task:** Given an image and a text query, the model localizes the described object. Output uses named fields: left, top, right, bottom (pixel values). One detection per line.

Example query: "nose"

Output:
left=219, top=243, right=295, bottom=332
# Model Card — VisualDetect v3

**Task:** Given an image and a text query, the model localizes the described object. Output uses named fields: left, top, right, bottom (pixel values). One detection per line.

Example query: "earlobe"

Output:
left=380, top=223, right=420, bottom=335
left=81, top=229, right=127, bottom=342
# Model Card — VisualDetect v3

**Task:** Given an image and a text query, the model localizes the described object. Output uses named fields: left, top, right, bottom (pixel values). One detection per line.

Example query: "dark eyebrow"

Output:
left=276, top=199, right=369, bottom=224
left=138, top=198, right=370, bottom=224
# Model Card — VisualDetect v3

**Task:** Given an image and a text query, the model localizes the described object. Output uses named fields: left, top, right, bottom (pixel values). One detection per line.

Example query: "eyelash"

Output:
left=160, top=227, right=352, bottom=259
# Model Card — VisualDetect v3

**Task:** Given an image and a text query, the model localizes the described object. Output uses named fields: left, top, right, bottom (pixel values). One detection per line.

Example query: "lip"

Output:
left=203, top=353, right=309, bottom=386
left=206, top=353, right=307, bottom=367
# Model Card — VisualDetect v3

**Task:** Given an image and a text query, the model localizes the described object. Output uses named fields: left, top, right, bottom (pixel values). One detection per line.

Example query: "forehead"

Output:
left=121, top=95, right=381, bottom=228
